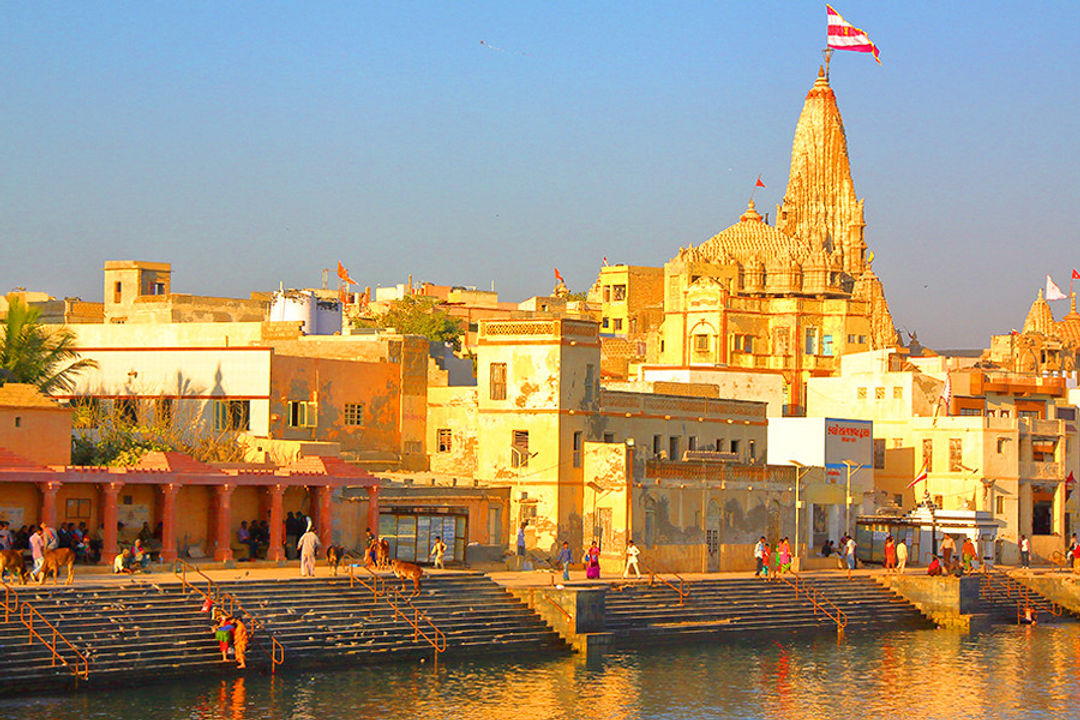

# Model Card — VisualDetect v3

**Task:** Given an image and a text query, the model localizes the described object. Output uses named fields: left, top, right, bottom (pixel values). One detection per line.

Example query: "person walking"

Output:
left=557, top=541, right=573, bottom=582
left=896, top=539, right=908, bottom=574
left=232, top=616, right=249, bottom=669
left=430, top=535, right=447, bottom=569
left=754, top=536, right=766, bottom=577
left=284, top=512, right=299, bottom=560
left=0, top=521, right=11, bottom=551
left=941, top=534, right=956, bottom=567
left=623, top=539, right=641, bottom=579
left=516, top=522, right=528, bottom=569
left=584, top=541, right=601, bottom=580
left=845, top=534, right=857, bottom=579
left=884, top=535, right=896, bottom=573
left=297, top=521, right=320, bottom=577
left=961, top=537, right=978, bottom=574
left=1020, top=535, right=1031, bottom=569
left=28, top=526, right=45, bottom=580
left=778, top=537, right=791, bottom=574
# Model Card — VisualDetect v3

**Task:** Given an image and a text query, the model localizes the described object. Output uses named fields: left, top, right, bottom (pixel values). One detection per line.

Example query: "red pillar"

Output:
left=267, top=484, right=285, bottom=564
left=366, top=484, right=380, bottom=538
left=214, top=484, right=234, bottom=563
left=315, top=485, right=333, bottom=550
left=101, top=482, right=123, bottom=565
left=159, top=483, right=179, bottom=564
left=40, top=481, right=60, bottom=528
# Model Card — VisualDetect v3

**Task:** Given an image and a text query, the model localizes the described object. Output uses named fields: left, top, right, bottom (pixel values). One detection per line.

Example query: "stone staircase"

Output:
left=0, top=572, right=566, bottom=696
left=976, top=571, right=1074, bottom=623
left=213, top=572, right=567, bottom=666
left=603, top=575, right=932, bottom=644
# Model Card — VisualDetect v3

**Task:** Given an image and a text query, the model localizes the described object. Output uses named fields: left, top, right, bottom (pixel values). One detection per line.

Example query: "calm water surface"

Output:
left=4, top=624, right=1078, bottom=720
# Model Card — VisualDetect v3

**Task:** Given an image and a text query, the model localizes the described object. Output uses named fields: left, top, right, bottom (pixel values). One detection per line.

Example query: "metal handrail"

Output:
left=980, top=569, right=1062, bottom=620
left=19, top=601, right=90, bottom=680
left=173, top=559, right=285, bottom=672
left=2, top=581, right=17, bottom=623
left=774, top=572, right=848, bottom=632
left=642, top=559, right=689, bottom=606
left=529, top=588, right=573, bottom=623
left=348, top=563, right=447, bottom=669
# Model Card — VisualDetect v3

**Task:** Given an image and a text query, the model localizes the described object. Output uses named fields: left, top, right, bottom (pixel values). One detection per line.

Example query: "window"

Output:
left=602, top=286, right=611, bottom=302
left=344, top=403, right=364, bottom=425
left=490, top=363, right=507, bottom=401
left=959, top=408, right=981, bottom=417
left=694, top=334, right=710, bottom=353
left=748, top=439, right=756, bottom=461
left=602, top=317, right=610, bottom=329
left=715, top=438, right=724, bottom=452
left=997, top=437, right=1009, bottom=454
left=603, top=432, right=615, bottom=443
left=652, top=434, right=662, bottom=456
left=949, top=438, right=963, bottom=472
left=857, top=387, right=867, bottom=399
left=804, top=327, right=818, bottom=355
left=152, top=281, right=166, bottom=295
left=573, top=431, right=583, bottom=468
left=730, top=439, right=739, bottom=454
left=922, top=439, right=933, bottom=472
left=822, top=334, right=834, bottom=357
left=115, top=398, right=139, bottom=426
left=688, top=436, right=697, bottom=451
left=613, top=318, right=623, bottom=331
left=13, top=416, right=21, bottom=428
left=65, top=498, right=90, bottom=520
left=847, top=334, right=857, bottom=343
left=995, top=496, right=1005, bottom=515
left=1057, top=407, right=1077, bottom=421
left=875, top=387, right=885, bottom=400
left=668, top=436, right=680, bottom=461
left=893, top=387, right=904, bottom=399
left=894, top=494, right=903, bottom=506
left=893, top=438, right=903, bottom=448
left=437, top=428, right=452, bottom=453
left=113, top=281, right=122, bottom=303
left=213, top=400, right=250, bottom=431
left=874, top=438, right=885, bottom=469
left=511, top=430, right=530, bottom=468
left=858, top=335, right=867, bottom=344
left=612, top=284, right=626, bottom=301
left=288, top=401, right=317, bottom=428
left=584, top=364, right=595, bottom=405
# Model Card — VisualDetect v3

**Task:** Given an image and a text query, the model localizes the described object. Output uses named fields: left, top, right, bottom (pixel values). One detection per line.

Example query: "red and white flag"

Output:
left=826, top=5, right=881, bottom=64
left=907, top=463, right=928, bottom=490
left=939, top=373, right=952, bottom=413
left=1046, top=274, right=1067, bottom=301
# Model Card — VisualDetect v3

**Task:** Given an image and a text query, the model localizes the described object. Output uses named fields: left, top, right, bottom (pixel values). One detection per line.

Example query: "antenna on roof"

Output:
left=321, top=268, right=329, bottom=290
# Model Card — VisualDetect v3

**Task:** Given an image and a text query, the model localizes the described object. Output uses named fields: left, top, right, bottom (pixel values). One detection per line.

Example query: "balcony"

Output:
left=1019, top=461, right=1063, bottom=481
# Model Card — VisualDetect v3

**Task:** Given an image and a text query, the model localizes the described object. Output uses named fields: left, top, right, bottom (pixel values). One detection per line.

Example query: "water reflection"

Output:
left=5, top=625, right=1080, bottom=720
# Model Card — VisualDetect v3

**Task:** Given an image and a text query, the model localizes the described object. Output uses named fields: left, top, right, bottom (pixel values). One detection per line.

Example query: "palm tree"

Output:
left=0, top=296, right=96, bottom=393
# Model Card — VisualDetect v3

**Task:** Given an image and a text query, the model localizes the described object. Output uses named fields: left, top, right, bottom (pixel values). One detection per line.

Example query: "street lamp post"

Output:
left=789, top=461, right=812, bottom=571
left=841, top=460, right=867, bottom=537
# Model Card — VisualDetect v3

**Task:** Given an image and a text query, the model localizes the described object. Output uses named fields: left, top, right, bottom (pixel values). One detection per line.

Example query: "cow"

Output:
left=35, top=547, right=75, bottom=585
left=0, top=550, right=28, bottom=585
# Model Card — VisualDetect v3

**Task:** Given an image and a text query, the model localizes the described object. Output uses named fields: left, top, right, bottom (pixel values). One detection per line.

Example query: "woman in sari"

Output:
left=884, top=536, right=896, bottom=573
left=778, top=537, right=791, bottom=574
left=585, top=541, right=601, bottom=579
left=213, top=612, right=236, bottom=662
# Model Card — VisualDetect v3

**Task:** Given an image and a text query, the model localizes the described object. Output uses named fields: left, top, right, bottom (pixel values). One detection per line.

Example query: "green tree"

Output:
left=0, top=296, right=96, bottom=393
left=371, top=295, right=465, bottom=351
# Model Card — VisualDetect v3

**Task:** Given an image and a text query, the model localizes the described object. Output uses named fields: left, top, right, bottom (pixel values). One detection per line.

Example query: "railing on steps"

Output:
left=980, top=569, right=1062, bottom=623
left=772, top=573, right=848, bottom=633
left=173, top=559, right=286, bottom=673
left=642, top=559, right=688, bottom=606
left=0, top=580, right=91, bottom=681
left=347, top=563, right=447, bottom=670
left=527, top=588, right=573, bottom=624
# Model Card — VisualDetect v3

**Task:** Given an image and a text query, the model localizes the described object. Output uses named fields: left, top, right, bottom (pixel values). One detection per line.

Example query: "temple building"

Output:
left=980, top=289, right=1080, bottom=380
left=610, top=68, right=898, bottom=414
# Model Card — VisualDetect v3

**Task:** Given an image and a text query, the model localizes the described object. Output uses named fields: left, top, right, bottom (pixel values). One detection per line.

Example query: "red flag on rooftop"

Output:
left=1072, top=269, right=1080, bottom=280
left=337, top=261, right=357, bottom=286
left=1067, top=471, right=1076, bottom=486
left=826, top=5, right=881, bottom=64
left=755, top=175, right=766, bottom=188
left=554, top=267, right=564, bottom=283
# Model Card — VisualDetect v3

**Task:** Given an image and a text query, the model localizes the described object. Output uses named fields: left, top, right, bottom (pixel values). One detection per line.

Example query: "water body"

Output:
left=4, top=624, right=1076, bottom=720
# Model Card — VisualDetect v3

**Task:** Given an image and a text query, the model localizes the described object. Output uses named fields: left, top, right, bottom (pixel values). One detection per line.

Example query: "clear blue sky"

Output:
left=2, top=2, right=1078, bottom=348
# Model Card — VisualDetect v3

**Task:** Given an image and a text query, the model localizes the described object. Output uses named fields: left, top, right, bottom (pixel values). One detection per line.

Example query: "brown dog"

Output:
left=0, top=549, right=28, bottom=585
left=36, top=548, right=75, bottom=585
left=326, top=545, right=344, bottom=575
left=391, top=559, right=423, bottom=596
